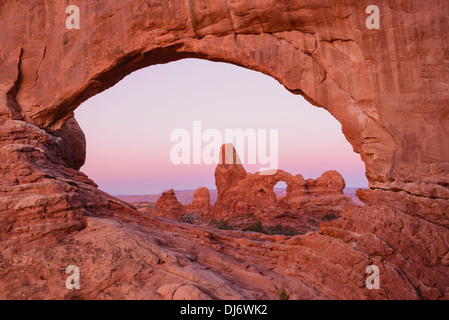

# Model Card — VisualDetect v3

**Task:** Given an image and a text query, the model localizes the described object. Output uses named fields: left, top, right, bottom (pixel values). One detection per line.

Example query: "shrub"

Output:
left=267, top=224, right=297, bottom=236
left=216, top=219, right=234, bottom=230
left=182, top=213, right=200, bottom=224
left=279, top=289, right=290, bottom=300
left=323, top=213, right=338, bottom=221
left=242, top=220, right=268, bottom=234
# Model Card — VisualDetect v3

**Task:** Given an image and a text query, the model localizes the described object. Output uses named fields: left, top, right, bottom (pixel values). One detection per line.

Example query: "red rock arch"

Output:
left=3, top=0, right=448, bottom=202
left=1, top=0, right=448, bottom=299
left=0, top=0, right=400, bottom=192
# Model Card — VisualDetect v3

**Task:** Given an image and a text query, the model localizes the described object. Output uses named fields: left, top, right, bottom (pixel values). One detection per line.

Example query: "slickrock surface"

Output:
left=0, top=0, right=448, bottom=299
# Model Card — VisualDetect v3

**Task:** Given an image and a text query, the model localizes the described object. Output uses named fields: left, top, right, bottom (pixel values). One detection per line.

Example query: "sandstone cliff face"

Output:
left=0, top=0, right=448, bottom=299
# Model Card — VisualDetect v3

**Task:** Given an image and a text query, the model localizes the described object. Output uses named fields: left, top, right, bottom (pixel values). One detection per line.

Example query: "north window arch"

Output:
left=74, top=58, right=367, bottom=199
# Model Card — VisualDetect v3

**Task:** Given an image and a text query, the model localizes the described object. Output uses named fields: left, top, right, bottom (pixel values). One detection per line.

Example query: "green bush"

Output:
left=323, top=213, right=338, bottom=221
left=215, top=219, right=234, bottom=230
left=279, top=289, right=290, bottom=300
left=242, top=220, right=268, bottom=234
left=267, top=224, right=297, bottom=236
left=182, top=213, right=200, bottom=224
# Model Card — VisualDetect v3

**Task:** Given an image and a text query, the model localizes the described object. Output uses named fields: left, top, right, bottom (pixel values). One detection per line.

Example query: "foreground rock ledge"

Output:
left=0, top=0, right=448, bottom=299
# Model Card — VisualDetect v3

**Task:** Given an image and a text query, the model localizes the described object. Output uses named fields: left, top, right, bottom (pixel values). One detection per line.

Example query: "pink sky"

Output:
left=75, top=58, right=368, bottom=195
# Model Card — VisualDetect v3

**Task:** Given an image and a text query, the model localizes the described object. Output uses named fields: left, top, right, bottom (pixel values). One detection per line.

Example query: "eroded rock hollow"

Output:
left=0, top=0, right=448, bottom=299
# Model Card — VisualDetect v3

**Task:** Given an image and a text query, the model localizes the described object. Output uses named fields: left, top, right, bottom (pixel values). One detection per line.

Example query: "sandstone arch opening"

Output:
left=274, top=181, right=287, bottom=198
left=74, top=58, right=367, bottom=235
left=2, top=1, right=448, bottom=300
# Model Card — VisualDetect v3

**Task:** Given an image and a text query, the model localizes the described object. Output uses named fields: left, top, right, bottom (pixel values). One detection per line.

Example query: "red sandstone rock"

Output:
left=185, top=187, right=212, bottom=218
left=212, top=145, right=350, bottom=222
left=214, top=143, right=247, bottom=195
left=314, top=170, right=345, bottom=193
left=1, top=0, right=448, bottom=198
left=209, top=144, right=351, bottom=234
left=154, top=189, right=185, bottom=221
left=286, top=171, right=349, bottom=212
left=53, top=117, right=86, bottom=171
left=190, top=187, right=212, bottom=211
left=0, top=0, right=448, bottom=300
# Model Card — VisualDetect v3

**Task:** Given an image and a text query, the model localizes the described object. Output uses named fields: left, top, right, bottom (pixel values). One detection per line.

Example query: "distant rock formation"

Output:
left=155, top=189, right=185, bottom=221
left=212, top=144, right=350, bottom=221
left=149, top=144, right=351, bottom=235
left=185, top=187, right=211, bottom=214
left=1, top=0, right=449, bottom=300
